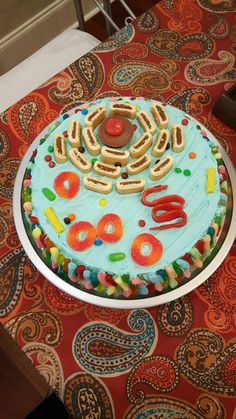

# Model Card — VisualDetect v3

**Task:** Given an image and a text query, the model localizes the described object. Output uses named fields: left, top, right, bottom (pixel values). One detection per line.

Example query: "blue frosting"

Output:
left=31, top=98, right=220, bottom=277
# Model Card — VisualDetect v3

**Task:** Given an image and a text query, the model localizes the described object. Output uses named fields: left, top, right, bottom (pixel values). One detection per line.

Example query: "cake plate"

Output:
left=13, top=119, right=236, bottom=309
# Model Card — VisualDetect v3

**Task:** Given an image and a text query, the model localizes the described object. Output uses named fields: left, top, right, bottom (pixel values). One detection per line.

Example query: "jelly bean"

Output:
left=156, top=269, right=167, bottom=279
left=64, top=217, right=71, bottom=225
left=91, top=158, right=98, bottom=165
left=169, top=278, right=178, bottom=289
left=23, top=202, right=32, bottom=212
left=106, top=286, right=116, bottom=296
left=207, top=226, right=215, bottom=238
left=42, top=187, right=56, bottom=201
left=23, top=194, right=32, bottom=202
left=24, top=179, right=31, bottom=188
left=48, top=145, right=54, bottom=152
left=175, top=168, right=182, bottom=173
left=221, top=180, right=227, bottom=193
left=138, top=219, right=146, bottom=227
left=172, top=261, right=182, bottom=275
left=90, top=272, right=99, bottom=286
left=81, top=109, right=88, bottom=115
left=189, top=152, right=196, bottom=159
left=139, top=285, right=149, bottom=295
left=183, top=169, right=191, bottom=176
left=68, top=213, right=76, bottom=221
left=83, top=269, right=91, bottom=280
left=44, top=155, right=52, bottom=162
left=49, top=161, right=55, bottom=168
left=176, top=259, right=190, bottom=271
left=155, top=283, right=163, bottom=292
left=108, top=252, right=126, bottom=262
left=94, top=239, right=102, bottom=246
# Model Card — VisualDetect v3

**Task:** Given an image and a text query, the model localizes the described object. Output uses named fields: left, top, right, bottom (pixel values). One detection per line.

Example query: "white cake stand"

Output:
left=13, top=117, right=236, bottom=309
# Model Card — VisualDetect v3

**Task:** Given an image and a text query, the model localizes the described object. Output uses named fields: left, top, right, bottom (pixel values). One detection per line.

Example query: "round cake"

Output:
left=21, top=97, right=228, bottom=299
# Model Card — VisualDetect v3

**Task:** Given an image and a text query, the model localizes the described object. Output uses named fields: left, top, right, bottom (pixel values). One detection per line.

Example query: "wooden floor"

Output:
left=85, top=0, right=159, bottom=41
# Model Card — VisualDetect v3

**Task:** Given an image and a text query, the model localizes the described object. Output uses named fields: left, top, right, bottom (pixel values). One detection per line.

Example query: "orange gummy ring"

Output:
left=131, top=233, right=163, bottom=266
left=66, top=221, right=96, bottom=251
left=96, top=213, right=123, bottom=243
left=54, top=171, right=80, bottom=199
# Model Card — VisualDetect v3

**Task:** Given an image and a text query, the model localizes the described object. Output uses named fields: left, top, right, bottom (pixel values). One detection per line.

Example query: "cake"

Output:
left=21, top=97, right=228, bottom=299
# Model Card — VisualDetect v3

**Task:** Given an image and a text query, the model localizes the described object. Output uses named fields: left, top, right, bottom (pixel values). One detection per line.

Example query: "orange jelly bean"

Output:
left=67, top=221, right=96, bottom=251
left=131, top=233, right=163, bottom=266
left=96, top=213, right=123, bottom=243
left=54, top=171, right=80, bottom=199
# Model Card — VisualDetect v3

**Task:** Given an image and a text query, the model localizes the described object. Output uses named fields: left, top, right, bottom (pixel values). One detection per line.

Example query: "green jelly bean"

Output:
left=175, top=167, right=182, bottom=173
left=121, top=274, right=130, bottom=283
left=42, top=187, right=56, bottom=201
left=108, top=252, right=126, bottom=262
left=48, top=145, right=54, bottom=153
left=40, top=138, right=47, bottom=145
left=172, top=261, right=182, bottom=275
left=57, top=254, right=64, bottom=266
left=91, top=158, right=98, bottom=165
left=215, top=215, right=222, bottom=226
left=23, top=194, right=32, bottom=203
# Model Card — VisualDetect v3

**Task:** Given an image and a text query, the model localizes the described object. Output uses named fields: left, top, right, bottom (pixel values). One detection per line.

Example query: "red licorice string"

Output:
left=141, top=185, right=168, bottom=206
left=141, top=185, right=187, bottom=230
left=150, top=209, right=187, bottom=230
left=152, top=194, right=185, bottom=207
left=151, top=203, right=183, bottom=221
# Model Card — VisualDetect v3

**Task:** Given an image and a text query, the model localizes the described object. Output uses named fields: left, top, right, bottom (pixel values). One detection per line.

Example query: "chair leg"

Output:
left=103, top=0, right=114, bottom=36
left=73, top=0, right=86, bottom=31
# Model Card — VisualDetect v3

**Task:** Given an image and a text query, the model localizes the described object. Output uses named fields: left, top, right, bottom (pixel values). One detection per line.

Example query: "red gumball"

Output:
left=104, top=117, right=125, bottom=136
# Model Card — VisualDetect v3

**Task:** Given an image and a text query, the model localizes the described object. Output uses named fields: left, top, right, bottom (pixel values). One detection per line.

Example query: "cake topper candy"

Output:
left=98, top=116, right=133, bottom=147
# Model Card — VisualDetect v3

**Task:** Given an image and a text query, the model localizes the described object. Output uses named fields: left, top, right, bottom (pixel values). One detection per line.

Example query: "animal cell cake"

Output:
left=21, top=97, right=228, bottom=299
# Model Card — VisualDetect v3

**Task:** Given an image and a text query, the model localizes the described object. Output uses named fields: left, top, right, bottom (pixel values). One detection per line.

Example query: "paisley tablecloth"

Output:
left=1, top=1, right=236, bottom=417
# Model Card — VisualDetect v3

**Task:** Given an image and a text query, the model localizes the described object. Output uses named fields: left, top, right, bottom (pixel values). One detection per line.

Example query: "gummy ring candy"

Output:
left=54, top=171, right=80, bottom=199
left=96, top=213, right=123, bottom=243
left=67, top=221, right=96, bottom=251
left=131, top=233, right=163, bottom=266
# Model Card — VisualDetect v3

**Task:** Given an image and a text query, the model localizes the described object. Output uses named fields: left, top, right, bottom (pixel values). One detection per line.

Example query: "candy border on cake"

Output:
left=21, top=98, right=228, bottom=299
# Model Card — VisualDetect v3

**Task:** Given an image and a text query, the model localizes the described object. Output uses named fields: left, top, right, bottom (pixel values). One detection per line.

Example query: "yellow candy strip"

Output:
left=206, top=167, right=216, bottom=193
left=44, top=207, right=64, bottom=234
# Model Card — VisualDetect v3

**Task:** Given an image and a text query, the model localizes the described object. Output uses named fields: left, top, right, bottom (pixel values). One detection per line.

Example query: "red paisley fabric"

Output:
left=0, top=1, right=236, bottom=417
